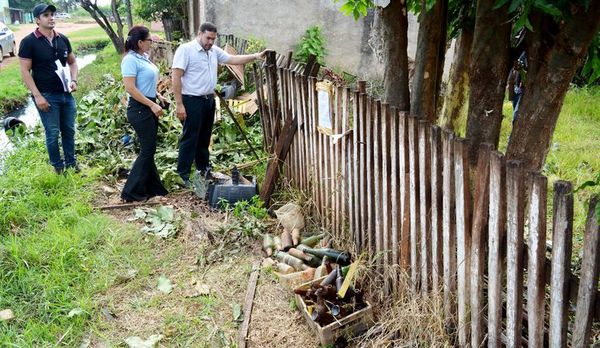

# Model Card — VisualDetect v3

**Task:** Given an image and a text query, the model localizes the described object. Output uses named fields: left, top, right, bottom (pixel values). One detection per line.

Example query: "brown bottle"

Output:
left=281, top=230, right=293, bottom=251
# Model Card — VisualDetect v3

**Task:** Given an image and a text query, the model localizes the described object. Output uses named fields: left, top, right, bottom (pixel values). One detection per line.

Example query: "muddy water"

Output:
left=0, top=54, right=97, bottom=163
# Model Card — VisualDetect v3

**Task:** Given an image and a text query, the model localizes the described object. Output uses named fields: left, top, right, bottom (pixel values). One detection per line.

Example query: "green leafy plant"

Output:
left=232, top=195, right=269, bottom=220
left=334, top=0, right=375, bottom=20
left=294, top=26, right=326, bottom=65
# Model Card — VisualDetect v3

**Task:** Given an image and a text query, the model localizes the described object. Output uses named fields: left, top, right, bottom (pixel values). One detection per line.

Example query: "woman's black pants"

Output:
left=121, top=98, right=168, bottom=202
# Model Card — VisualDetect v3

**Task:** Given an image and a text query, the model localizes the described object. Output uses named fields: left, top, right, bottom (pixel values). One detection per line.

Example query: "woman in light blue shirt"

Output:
left=120, top=25, right=168, bottom=202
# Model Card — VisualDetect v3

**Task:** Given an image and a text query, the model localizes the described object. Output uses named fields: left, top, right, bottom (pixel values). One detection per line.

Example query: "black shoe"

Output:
left=54, top=166, right=65, bottom=175
left=66, top=164, right=81, bottom=173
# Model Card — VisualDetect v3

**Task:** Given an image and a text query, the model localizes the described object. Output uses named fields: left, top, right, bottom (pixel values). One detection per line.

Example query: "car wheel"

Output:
left=0, top=47, right=4, bottom=63
left=10, top=42, right=16, bottom=57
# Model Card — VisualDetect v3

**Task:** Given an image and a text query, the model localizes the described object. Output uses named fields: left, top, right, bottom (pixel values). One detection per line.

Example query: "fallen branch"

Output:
left=238, top=260, right=261, bottom=348
left=96, top=201, right=162, bottom=211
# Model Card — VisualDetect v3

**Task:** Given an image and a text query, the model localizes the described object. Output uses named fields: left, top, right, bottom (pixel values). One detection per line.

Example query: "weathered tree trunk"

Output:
left=506, top=2, right=600, bottom=172
left=162, top=16, right=174, bottom=42
left=375, top=0, right=410, bottom=111
left=123, top=0, right=133, bottom=29
left=410, top=0, right=448, bottom=122
left=465, top=0, right=511, bottom=162
left=440, top=27, right=473, bottom=132
left=79, top=0, right=125, bottom=54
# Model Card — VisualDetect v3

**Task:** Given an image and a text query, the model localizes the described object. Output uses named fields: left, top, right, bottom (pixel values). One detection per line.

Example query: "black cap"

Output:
left=32, top=4, right=57, bottom=18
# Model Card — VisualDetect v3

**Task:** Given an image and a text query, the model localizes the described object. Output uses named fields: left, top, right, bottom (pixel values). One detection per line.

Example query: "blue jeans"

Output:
left=512, top=92, right=523, bottom=124
left=36, top=92, right=77, bottom=169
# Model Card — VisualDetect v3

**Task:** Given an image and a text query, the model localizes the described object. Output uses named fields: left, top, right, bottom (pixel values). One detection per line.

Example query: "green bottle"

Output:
left=296, top=246, right=352, bottom=266
left=299, top=233, right=325, bottom=248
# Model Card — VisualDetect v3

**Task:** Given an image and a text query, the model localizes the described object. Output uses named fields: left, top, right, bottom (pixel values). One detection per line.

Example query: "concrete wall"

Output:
left=198, top=0, right=419, bottom=80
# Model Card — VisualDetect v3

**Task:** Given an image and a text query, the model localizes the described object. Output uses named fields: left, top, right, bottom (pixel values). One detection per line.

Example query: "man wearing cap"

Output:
left=171, top=22, right=267, bottom=187
left=19, top=3, right=79, bottom=174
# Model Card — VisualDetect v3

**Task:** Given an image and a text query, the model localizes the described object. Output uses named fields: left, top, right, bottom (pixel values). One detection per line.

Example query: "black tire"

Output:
left=9, top=42, right=16, bottom=57
left=0, top=47, right=4, bottom=63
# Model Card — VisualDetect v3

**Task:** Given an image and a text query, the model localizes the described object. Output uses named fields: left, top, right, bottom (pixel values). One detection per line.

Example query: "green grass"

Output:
left=72, top=45, right=122, bottom=99
left=67, top=26, right=107, bottom=42
left=0, top=63, right=29, bottom=114
left=0, top=140, right=163, bottom=346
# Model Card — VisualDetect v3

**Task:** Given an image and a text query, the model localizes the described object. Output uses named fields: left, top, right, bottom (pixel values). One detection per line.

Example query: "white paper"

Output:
left=54, top=59, right=72, bottom=92
left=317, top=89, right=332, bottom=133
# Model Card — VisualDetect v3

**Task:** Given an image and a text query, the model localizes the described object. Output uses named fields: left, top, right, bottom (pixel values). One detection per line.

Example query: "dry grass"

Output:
left=349, top=263, right=451, bottom=347
left=247, top=272, right=319, bottom=347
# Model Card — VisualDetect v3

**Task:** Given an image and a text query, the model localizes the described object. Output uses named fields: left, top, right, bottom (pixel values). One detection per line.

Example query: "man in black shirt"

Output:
left=19, top=3, right=79, bottom=174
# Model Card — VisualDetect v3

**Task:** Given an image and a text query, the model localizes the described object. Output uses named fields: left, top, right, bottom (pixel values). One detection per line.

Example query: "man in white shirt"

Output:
left=172, top=22, right=267, bottom=186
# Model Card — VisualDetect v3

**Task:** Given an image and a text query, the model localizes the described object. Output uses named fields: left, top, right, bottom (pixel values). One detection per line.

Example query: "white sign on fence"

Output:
left=316, top=80, right=333, bottom=135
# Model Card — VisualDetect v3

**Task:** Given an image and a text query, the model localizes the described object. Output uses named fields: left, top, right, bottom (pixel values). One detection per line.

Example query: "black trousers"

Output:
left=177, top=94, right=216, bottom=180
left=121, top=98, right=168, bottom=202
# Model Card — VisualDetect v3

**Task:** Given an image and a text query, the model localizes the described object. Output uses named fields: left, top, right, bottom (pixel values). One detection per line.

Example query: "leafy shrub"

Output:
left=294, top=26, right=326, bottom=65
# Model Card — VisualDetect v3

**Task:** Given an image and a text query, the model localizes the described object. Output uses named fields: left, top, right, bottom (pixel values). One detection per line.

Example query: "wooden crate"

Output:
left=294, top=277, right=374, bottom=346
left=274, top=270, right=314, bottom=290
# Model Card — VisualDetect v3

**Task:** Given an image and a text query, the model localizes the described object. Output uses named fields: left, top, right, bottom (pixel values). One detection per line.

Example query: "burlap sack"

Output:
left=275, top=202, right=305, bottom=231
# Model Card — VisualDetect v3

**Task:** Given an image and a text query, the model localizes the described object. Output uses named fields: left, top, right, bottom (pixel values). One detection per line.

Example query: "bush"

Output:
left=294, top=25, right=326, bottom=65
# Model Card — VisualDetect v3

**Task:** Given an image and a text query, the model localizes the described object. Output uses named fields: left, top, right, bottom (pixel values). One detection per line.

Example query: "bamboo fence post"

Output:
left=470, top=143, right=492, bottom=348
left=454, top=138, right=471, bottom=346
left=300, top=75, right=310, bottom=192
left=572, top=196, right=600, bottom=347
left=408, top=115, right=421, bottom=292
left=418, top=120, right=431, bottom=294
left=359, top=93, right=368, bottom=253
left=391, top=108, right=400, bottom=271
left=374, top=100, right=383, bottom=270
left=352, top=90, right=361, bottom=251
left=527, top=173, right=547, bottom=347
left=365, top=97, right=375, bottom=258
left=430, top=126, right=443, bottom=292
left=399, top=112, right=410, bottom=270
left=382, top=103, right=392, bottom=290
left=487, top=151, right=505, bottom=347
left=506, top=160, right=526, bottom=348
left=549, top=181, right=574, bottom=348
left=442, top=129, right=456, bottom=326
left=341, top=87, right=350, bottom=242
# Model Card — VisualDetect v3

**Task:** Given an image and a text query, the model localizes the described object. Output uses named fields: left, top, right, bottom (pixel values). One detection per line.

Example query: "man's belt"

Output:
left=183, top=94, right=214, bottom=100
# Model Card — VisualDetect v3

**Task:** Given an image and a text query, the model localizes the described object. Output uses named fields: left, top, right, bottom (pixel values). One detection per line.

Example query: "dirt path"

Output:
left=0, top=21, right=100, bottom=68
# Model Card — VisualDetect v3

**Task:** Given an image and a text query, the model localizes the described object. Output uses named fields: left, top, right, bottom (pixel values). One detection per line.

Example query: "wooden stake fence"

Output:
left=245, top=43, right=600, bottom=346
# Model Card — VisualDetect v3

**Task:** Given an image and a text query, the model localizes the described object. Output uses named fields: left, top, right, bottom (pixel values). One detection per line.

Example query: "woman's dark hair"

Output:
left=125, top=25, right=150, bottom=52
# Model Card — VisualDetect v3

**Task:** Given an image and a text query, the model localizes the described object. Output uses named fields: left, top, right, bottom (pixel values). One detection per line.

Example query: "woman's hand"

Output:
left=151, top=103, right=164, bottom=117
